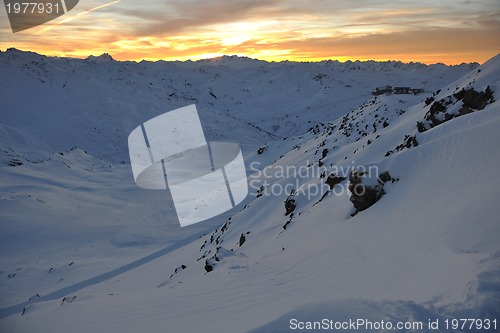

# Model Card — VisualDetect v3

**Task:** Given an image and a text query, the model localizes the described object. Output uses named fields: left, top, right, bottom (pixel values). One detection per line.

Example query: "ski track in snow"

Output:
left=0, top=226, right=214, bottom=319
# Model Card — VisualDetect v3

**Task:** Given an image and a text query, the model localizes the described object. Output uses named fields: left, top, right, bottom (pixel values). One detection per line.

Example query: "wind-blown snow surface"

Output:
left=1, top=49, right=499, bottom=332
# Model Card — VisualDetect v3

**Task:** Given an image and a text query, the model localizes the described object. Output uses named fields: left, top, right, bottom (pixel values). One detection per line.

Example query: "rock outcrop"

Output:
left=418, top=86, right=494, bottom=132
left=349, top=170, right=394, bottom=216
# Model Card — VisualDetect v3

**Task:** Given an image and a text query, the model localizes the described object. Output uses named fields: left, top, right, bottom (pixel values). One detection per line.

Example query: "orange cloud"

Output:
left=0, top=0, right=498, bottom=64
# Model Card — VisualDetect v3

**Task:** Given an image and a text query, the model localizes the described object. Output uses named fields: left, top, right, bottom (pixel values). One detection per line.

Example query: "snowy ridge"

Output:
left=0, top=48, right=476, bottom=160
left=0, top=50, right=499, bottom=332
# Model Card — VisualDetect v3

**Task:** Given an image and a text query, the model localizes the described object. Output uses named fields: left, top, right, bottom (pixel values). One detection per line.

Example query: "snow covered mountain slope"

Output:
left=1, top=50, right=499, bottom=332
left=0, top=48, right=476, bottom=161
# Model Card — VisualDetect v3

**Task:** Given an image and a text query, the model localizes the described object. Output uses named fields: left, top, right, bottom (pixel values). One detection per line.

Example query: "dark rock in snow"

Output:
left=454, top=86, right=493, bottom=110
left=284, top=189, right=296, bottom=216
left=315, top=174, right=346, bottom=204
left=61, top=296, right=77, bottom=305
left=458, top=105, right=474, bottom=116
left=421, top=86, right=494, bottom=131
left=348, top=170, right=393, bottom=215
left=378, top=171, right=392, bottom=183
left=282, top=214, right=293, bottom=230
left=256, top=185, right=265, bottom=198
left=285, top=199, right=296, bottom=216
left=403, top=135, right=418, bottom=149
left=417, top=121, right=427, bottom=133
left=284, top=196, right=296, bottom=216
left=8, top=159, right=22, bottom=167
left=239, top=234, right=246, bottom=246
left=204, top=260, right=213, bottom=273
left=325, top=174, right=345, bottom=189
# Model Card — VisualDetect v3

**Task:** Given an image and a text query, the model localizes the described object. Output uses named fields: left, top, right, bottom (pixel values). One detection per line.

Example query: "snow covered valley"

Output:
left=1, top=49, right=499, bottom=332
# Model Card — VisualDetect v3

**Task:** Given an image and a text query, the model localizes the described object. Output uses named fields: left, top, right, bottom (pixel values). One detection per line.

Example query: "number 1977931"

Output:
left=6, top=2, right=61, bottom=15
left=444, top=318, right=497, bottom=330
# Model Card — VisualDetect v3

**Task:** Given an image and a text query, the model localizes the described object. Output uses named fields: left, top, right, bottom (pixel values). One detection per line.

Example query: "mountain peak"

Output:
left=85, top=53, right=114, bottom=62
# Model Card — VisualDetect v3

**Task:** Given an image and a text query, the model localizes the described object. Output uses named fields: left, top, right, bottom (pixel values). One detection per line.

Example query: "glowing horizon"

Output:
left=1, top=0, right=498, bottom=65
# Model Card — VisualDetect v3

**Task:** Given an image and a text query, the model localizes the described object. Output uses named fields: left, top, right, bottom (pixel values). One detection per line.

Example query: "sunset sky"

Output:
left=0, top=0, right=498, bottom=64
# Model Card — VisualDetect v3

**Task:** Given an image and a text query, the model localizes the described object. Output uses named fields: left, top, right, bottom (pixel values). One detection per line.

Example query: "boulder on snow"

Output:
left=257, top=146, right=267, bottom=154
left=284, top=198, right=296, bottom=216
left=454, top=86, right=493, bottom=110
left=8, top=159, right=22, bottom=167
left=420, top=86, right=494, bottom=132
left=239, top=234, right=246, bottom=246
left=204, top=260, right=213, bottom=273
left=284, top=190, right=296, bottom=216
left=325, top=174, right=345, bottom=189
left=348, top=170, right=393, bottom=216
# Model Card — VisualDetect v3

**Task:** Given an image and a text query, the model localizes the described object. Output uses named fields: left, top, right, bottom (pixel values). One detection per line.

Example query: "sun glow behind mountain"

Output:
left=0, top=0, right=498, bottom=64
